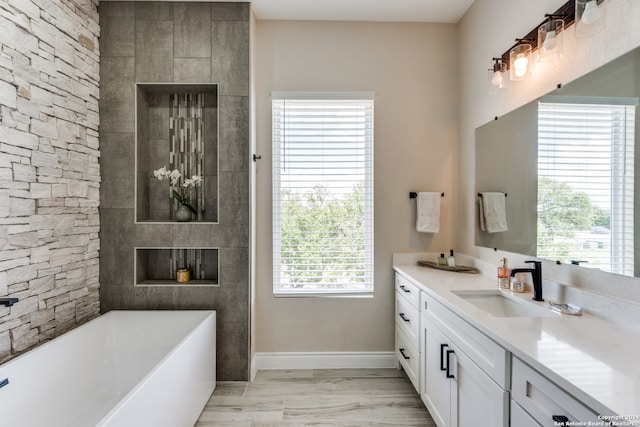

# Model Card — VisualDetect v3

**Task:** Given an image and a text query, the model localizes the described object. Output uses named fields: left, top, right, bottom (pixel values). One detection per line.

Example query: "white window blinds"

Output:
left=537, top=99, right=636, bottom=275
left=272, top=93, right=374, bottom=295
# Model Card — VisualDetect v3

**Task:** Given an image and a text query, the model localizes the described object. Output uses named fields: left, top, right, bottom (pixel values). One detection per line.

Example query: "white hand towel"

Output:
left=481, top=192, right=508, bottom=233
left=478, top=197, right=486, bottom=231
left=416, top=192, right=441, bottom=233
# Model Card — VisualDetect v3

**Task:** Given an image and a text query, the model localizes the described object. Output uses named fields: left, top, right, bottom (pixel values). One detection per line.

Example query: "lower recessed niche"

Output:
left=135, top=248, right=219, bottom=287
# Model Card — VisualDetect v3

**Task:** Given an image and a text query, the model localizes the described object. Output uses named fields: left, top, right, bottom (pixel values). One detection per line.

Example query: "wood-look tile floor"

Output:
left=195, top=369, right=436, bottom=427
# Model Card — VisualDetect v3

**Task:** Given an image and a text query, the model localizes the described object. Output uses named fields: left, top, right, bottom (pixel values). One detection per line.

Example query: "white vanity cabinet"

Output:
left=420, top=290, right=509, bottom=427
left=393, top=262, right=627, bottom=427
left=394, top=274, right=421, bottom=391
left=511, top=357, right=601, bottom=426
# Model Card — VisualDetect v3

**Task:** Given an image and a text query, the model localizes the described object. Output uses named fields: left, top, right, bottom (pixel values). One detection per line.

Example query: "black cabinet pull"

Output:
left=399, top=285, right=411, bottom=293
left=445, top=349, right=455, bottom=378
left=399, top=313, right=410, bottom=322
left=552, top=415, right=569, bottom=425
left=399, top=348, right=410, bottom=360
left=440, top=343, right=448, bottom=371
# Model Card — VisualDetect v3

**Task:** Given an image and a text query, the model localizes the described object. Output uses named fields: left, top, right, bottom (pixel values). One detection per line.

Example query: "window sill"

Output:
left=273, top=291, right=373, bottom=299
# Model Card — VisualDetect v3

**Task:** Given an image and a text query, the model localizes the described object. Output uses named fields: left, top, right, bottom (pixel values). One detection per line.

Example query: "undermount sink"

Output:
left=452, top=290, right=559, bottom=318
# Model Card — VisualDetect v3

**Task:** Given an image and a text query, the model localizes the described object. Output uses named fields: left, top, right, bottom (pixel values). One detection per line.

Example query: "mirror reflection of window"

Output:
left=537, top=98, right=637, bottom=275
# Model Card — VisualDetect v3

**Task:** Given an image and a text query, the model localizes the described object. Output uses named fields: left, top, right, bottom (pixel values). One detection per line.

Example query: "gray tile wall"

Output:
left=99, top=1, right=250, bottom=381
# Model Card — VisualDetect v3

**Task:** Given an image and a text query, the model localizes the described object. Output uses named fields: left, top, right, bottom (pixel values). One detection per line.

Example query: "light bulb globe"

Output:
left=543, top=31, right=557, bottom=51
left=514, top=55, right=528, bottom=70
left=491, top=71, right=504, bottom=87
left=582, top=1, right=602, bottom=24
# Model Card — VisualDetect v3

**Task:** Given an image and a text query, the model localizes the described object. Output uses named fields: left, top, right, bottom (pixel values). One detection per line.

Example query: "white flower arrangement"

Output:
left=152, top=167, right=203, bottom=215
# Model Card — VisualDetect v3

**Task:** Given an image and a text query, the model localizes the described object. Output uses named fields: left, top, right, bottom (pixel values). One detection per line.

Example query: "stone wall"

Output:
left=0, top=0, right=101, bottom=362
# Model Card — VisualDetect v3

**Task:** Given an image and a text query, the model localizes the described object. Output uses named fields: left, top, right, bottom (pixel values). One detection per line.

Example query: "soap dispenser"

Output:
left=498, top=257, right=511, bottom=289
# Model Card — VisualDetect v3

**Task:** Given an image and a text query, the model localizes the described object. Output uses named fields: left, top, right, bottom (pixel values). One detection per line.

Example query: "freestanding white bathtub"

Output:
left=0, top=310, right=216, bottom=427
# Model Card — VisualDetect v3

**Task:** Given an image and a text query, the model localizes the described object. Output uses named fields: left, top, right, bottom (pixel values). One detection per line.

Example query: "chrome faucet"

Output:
left=510, top=260, right=544, bottom=302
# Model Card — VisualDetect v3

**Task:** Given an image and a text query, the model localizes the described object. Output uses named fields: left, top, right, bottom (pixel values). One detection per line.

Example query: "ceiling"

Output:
left=120, top=0, right=477, bottom=23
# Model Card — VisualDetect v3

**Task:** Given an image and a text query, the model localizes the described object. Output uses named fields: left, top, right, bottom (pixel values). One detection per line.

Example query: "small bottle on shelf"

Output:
left=438, top=253, right=447, bottom=266
left=498, top=257, right=511, bottom=289
left=447, top=249, right=456, bottom=267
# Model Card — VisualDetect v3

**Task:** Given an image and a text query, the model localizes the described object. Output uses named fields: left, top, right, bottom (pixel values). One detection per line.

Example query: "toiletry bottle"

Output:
left=447, top=250, right=456, bottom=267
left=498, top=257, right=511, bottom=289
left=438, top=253, right=447, bottom=266
left=511, top=272, right=527, bottom=293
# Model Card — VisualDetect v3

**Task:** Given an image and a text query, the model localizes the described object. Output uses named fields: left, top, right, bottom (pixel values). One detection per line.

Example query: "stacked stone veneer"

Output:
left=0, top=0, right=101, bottom=362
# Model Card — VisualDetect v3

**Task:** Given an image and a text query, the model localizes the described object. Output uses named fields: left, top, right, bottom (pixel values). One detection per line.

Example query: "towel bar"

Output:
left=410, top=192, right=444, bottom=199
left=478, top=192, right=507, bottom=197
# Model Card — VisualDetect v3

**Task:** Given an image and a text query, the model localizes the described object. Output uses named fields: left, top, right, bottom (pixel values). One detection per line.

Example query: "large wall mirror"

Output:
left=476, top=47, right=640, bottom=277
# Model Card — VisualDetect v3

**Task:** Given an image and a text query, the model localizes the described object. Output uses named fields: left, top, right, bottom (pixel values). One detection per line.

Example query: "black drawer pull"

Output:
left=0, top=378, right=8, bottom=389
left=399, top=285, right=411, bottom=293
left=399, top=348, right=410, bottom=360
left=399, top=313, right=410, bottom=322
left=440, top=343, right=448, bottom=371
left=445, top=349, right=455, bottom=378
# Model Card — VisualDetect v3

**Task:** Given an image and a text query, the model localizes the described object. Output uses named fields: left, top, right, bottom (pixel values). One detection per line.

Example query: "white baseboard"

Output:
left=253, top=351, right=397, bottom=371
left=250, top=353, right=258, bottom=381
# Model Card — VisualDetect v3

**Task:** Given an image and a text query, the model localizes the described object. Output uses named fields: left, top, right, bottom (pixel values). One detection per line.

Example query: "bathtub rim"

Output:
left=97, top=310, right=216, bottom=425
left=0, top=309, right=216, bottom=368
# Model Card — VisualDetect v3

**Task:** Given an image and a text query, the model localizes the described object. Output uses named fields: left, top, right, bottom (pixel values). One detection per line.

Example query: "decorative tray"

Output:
left=417, top=261, right=480, bottom=274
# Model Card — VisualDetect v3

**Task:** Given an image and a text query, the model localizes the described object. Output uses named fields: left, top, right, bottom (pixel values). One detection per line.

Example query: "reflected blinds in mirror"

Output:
left=537, top=100, right=636, bottom=275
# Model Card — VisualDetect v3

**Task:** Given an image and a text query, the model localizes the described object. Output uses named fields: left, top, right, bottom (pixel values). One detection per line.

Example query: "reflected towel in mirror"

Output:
left=416, top=192, right=441, bottom=233
left=479, top=192, right=508, bottom=233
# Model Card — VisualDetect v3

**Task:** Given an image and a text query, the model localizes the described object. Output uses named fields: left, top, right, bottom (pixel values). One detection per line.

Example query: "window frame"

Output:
left=271, top=92, right=375, bottom=297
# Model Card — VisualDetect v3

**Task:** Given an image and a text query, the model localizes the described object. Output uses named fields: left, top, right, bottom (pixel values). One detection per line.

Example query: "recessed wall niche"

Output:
left=135, top=248, right=219, bottom=287
left=135, top=84, right=219, bottom=223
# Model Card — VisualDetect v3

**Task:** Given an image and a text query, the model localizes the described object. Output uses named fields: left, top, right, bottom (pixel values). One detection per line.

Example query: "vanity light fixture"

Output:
left=538, top=17, right=565, bottom=63
left=488, top=58, right=508, bottom=94
left=490, top=0, right=608, bottom=83
left=510, top=42, right=533, bottom=81
left=576, top=0, right=605, bottom=38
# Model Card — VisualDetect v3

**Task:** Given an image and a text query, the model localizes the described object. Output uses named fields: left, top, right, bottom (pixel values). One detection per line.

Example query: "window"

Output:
left=272, top=92, right=374, bottom=296
left=537, top=98, right=636, bottom=275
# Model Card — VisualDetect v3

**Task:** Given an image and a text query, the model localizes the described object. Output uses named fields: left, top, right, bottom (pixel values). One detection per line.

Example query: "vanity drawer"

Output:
left=423, top=292, right=510, bottom=389
left=395, top=273, right=420, bottom=309
left=395, top=291, right=419, bottom=345
left=512, top=357, right=600, bottom=426
left=395, top=327, right=419, bottom=392
left=511, top=400, right=542, bottom=427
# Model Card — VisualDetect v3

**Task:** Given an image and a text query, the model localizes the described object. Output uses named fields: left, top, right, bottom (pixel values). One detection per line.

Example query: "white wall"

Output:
left=458, top=0, right=640, bottom=302
left=254, top=21, right=458, bottom=352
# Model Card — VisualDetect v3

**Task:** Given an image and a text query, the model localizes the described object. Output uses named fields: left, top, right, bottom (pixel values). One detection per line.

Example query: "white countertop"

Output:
left=393, top=259, right=640, bottom=420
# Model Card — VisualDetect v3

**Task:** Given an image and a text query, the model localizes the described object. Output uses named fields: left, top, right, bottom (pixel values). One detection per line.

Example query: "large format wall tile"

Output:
left=212, top=21, right=250, bottom=96
left=174, top=58, right=212, bottom=82
left=99, top=3, right=135, bottom=57
left=99, top=1, right=251, bottom=381
left=174, top=3, right=212, bottom=58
